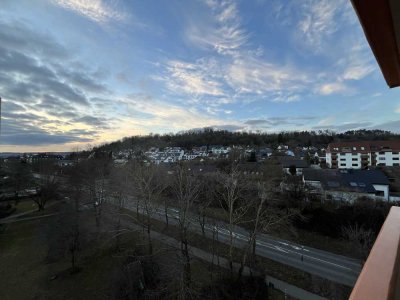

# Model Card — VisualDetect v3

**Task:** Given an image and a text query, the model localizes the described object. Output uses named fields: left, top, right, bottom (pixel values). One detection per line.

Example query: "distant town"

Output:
left=3, top=131, right=399, bottom=204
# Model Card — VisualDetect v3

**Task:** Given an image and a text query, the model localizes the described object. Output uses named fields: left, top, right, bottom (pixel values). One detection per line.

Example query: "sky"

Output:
left=1, top=0, right=400, bottom=152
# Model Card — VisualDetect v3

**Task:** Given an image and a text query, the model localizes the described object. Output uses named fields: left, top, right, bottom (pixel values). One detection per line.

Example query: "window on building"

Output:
left=394, top=163, right=400, bottom=166
left=352, top=163, right=358, bottom=166
left=379, top=151, right=385, bottom=155
left=353, top=147, right=357, bottom=150
left=352, top=158, right=358, bottom=161
left=393, top=152, right=399, bottom=155
left=361, top=147, right=365, bottom=150
left=379, top=157, right=386, bottom=160
left=340, top=158, right=346, bottom=161
left=393, top=157, right=399, bottom=160
left=340, top=163, right=346, bottom=167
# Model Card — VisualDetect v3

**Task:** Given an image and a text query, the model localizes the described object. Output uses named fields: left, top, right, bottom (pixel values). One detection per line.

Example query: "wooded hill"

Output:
left=90, top=129, right=399, bottom=153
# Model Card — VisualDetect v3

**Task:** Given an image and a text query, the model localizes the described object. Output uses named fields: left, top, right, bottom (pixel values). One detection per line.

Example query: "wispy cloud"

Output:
left=187, top=0, right=247, bottom=55
left=297, top=0, right=351, bottom=51
left=162, top=59, right=225, bottom=97
left=52, top=0, right=128, bottom=24
left=226, top=56, right=309, bottom=99
left=117, top=93, right=239, bottom=132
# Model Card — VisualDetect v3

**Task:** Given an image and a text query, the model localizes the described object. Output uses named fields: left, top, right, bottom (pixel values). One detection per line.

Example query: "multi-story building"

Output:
left=326, top=141, right=400, bottom=169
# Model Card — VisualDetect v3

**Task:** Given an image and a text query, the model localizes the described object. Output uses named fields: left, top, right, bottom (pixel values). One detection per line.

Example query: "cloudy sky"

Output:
left=1, top=0, right=400, bottom=152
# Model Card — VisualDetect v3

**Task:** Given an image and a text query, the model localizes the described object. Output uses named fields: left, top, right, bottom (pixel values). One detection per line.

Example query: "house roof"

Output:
left=279, top=158, right=308, bottom=168
left=351, top=0, right=400, bottom=88
left=303, top=169, right=389, bottom=194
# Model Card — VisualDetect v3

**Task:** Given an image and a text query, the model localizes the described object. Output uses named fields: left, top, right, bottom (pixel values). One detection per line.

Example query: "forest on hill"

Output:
left=91, top=128, right=400, bottom=153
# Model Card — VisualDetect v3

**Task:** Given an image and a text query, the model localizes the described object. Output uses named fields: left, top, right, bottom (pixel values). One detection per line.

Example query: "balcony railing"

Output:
left=349, top=206, right=400, bottom=300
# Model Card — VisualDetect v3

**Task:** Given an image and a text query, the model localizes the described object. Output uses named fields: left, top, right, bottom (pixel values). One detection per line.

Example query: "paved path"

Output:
left=104, top=212, right=327, bottom=300
left=124, top=202, right=361, bottom=287
left=1, top=201, right=60, bottom=221
left=0, top=213, right=59, bottom=224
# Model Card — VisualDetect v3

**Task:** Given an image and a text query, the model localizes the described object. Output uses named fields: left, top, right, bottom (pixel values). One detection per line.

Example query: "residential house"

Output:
left=303, top=168, right=390, bottom=202
left=279, top=157, right=309, bottom=175
left=326, top=141, right=400, bottom=169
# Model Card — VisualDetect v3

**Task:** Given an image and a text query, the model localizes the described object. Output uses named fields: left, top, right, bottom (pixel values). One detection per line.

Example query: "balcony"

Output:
left=349, top=206, right=400, bottom=300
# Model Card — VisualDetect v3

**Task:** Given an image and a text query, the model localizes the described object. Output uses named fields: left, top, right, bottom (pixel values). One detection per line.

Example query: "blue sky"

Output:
left=1, top=0, right=399, bottom=152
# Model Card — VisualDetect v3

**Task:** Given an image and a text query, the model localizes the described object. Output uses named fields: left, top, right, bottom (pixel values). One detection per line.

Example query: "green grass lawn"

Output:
left=14, top=200, right=38, bottom=214
left=0, top=218, right=49, bottom=300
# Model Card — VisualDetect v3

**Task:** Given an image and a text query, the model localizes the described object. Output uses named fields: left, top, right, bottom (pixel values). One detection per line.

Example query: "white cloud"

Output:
left=163, top=59, right=225, bottom=97
left=395, top=106, right=400, bottom=113
left=226, top=55, right=309, bottom=97
left=297, top=0, right=351, bottom=51
left=336, top=41, right=376, bottom=81
left=187, top=0, right=247, bottom=55
left=316, top=82, right=348, bottom=95
left=116, top=94, right=238, bottom=132
left=53, top=0, right=127, bottom=24
left=342, top=65, right=375, bottom=80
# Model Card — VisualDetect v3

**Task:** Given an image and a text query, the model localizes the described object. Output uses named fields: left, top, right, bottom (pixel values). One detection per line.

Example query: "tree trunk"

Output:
left=182, top=228, right=191, bottom=287
left=147, top=218, right=153, bottom=255
left=164, top=199, right=169, bottom=227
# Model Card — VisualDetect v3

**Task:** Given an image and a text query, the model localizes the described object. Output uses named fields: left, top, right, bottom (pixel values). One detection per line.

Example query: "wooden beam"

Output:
left=351, top=0, right=400, bottom=88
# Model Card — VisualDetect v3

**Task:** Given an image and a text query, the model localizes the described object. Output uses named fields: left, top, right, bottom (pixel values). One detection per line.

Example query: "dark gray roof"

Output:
left=279, top=158, right=308, bottom=168
left=303, top=169, right=389, bottom=193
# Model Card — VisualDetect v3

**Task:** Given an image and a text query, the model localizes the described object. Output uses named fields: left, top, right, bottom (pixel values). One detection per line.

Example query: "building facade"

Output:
left=326, top=141, right=400, bottom=169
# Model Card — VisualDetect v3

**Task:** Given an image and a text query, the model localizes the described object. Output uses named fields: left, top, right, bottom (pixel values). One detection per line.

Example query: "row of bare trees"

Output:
left=61, top=155, right=298, bottom=296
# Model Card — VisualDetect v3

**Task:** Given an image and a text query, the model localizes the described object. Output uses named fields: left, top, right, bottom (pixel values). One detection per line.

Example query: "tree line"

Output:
left=89, top=128, right=399, bottom=154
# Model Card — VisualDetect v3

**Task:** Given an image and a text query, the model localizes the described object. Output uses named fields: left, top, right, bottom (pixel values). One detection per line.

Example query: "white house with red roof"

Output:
left=326, top=141, right=400, bottom=169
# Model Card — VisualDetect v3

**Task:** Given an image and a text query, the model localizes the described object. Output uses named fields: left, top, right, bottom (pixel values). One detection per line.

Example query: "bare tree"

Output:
left=342, top=224, right=375, bottom=260
left=197, top=174, right=215, bottom=236
left=68, top=223, right=81, bottom=274
left=34, top=161, right=58, bottom=211
left=217, top=164, right=249, bottom=275
left=108, top=165, right=130, bottom=251
left=238, top=182, right=267, bottom=278
left=75, top=156, right=111, bottom=228
left=238, top=181, right=299, bottom=279
left=91, top=157, right=111, bottom=228
left=131, top=162, right=165, bottom=255
left=171, top=163, right=200, bottom=294
left=6, top=160, right=34, bottom=199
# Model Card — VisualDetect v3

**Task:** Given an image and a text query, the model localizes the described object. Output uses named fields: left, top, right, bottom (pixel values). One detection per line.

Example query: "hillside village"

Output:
left=5, top=135, right=400, bottom=204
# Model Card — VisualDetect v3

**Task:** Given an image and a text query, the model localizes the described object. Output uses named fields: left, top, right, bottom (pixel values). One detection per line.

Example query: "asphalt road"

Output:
left=124, top=202, right=362, bottom=287
left=49, top=172, right=361, bottom=287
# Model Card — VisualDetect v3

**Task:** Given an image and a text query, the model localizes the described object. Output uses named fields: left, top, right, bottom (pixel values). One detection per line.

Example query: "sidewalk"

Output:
left=0, top=213, right=59, bottom=224
left=1, top=201, right=60, bottom=221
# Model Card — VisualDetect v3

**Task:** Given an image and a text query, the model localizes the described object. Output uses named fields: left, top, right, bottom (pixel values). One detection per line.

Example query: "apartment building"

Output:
left=326, top=141, right=400, bottom=169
